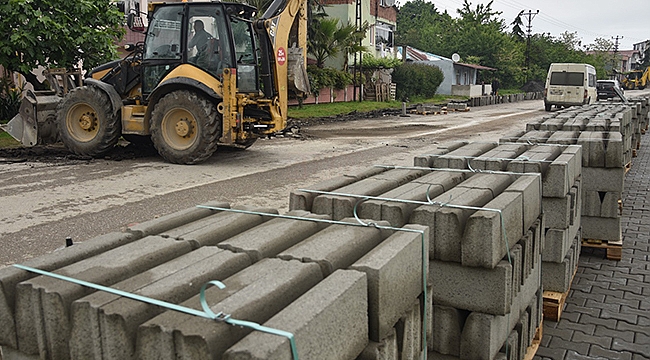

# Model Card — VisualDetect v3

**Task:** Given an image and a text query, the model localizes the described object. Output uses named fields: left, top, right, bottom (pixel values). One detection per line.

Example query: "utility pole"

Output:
left=520, top=10, right=539, bottom=83
left=612, top=35, right=623, bottom=76
left=353, top=0, right=363, bottom=102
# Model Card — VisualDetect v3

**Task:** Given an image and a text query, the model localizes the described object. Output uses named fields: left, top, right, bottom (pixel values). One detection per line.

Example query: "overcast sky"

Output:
left=417, top=0, right=648, bottom=50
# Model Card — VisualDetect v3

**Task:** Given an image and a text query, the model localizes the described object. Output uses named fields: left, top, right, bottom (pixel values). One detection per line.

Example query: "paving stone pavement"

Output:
left=534, top=132, right=650, bottom=360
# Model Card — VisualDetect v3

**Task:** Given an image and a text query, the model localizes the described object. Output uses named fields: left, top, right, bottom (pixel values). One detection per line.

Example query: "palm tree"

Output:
left=337, top=21, right=368, bottom=72
left=309, top=18, right=367, bottom=69
left=309, top=18, right=341, bottom=68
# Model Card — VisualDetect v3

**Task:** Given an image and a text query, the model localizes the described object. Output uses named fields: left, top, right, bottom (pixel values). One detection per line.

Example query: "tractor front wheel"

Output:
left=57, top=86, right=121, bottom=157
left=150, top=90, right=220, bottom=164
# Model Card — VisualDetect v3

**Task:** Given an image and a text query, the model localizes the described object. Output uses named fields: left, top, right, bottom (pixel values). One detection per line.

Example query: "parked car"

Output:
left=596, top=79, right=624, bottom=100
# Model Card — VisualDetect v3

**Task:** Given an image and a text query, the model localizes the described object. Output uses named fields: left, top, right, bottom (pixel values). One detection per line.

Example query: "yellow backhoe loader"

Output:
left=621, top=66, right=650, bottom=90
left=2, top=0, right=309, bottom=164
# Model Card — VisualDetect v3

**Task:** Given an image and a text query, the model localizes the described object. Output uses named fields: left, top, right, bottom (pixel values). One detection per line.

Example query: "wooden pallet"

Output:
left=523, top=320, right=543, bottom=360
left=582, top=238, right=623, bottom=261
left=543, top=269, right=576, bottom=322
left=443, top=107, right=471, bottom=112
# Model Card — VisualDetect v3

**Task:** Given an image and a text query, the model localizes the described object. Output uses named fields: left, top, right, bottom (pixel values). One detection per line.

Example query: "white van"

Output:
left=544, top=63, right=597, bottom=111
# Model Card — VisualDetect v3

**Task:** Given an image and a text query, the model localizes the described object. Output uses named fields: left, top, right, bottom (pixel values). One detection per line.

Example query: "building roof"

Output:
left=397, top=46, right=496, bottom=70
left=398, top=46, right=452, bottom=62
left=455, top=62, right=496, bottom=71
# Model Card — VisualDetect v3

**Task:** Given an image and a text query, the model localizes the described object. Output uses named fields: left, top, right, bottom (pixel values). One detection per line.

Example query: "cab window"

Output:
left=231, top=17, right=258, bottom=92
left=144, top=6, right=183, bottom=60
left=187, top=5, right=233, bottom=77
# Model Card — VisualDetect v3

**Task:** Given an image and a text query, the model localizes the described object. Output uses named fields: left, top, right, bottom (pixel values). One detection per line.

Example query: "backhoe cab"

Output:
left=2, top=0, right=309, bottom=164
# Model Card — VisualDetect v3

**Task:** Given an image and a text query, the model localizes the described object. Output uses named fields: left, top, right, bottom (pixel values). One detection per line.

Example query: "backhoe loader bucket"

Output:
left=288, top=46, right=310, bottom=95
left=1, top=89, right=61, bottom=146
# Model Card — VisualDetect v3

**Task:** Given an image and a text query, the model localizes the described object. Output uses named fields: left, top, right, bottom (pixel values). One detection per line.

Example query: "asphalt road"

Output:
left=0, top=94, right=642, bottom=266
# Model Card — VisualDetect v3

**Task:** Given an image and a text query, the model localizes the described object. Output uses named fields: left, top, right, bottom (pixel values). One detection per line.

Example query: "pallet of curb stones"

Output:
left=542, top=268, right=577, bottom=322
left=414, top=104, right=443, bottom=115
left=442, top=106, right=471, bottom=112
left=412, top=109, right=447, bottom=115
left=523, top=320, right=543, bottom=360
left=581, top=238, right=623, bottom=261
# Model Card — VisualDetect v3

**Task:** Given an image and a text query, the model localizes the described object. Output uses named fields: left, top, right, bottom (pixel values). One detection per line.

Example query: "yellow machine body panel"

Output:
left=159, top=64, right=224, bottom=98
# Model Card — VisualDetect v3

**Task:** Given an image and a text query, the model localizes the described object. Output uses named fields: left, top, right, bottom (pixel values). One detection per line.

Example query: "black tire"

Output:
left=544, top=103, right=551, bottom=111
left=57, top=86, right=121, bottom=157
left=150, top=90, right=220, bottom=164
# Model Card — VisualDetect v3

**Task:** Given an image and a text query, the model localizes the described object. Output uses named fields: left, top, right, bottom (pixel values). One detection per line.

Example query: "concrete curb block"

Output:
left=223, top=269, right=368, bottom=360
left=0, top=231, right=138, bottom=349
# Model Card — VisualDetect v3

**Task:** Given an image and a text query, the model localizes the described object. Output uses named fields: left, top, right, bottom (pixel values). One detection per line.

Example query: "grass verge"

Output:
left=0, top=130, right=20, bottom=148
left=288, top=94, right=469, bottom=119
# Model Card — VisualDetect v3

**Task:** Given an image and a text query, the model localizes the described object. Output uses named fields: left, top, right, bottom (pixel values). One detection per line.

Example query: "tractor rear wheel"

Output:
left=150, top=90, right=220, bottom=164
left=57, top=86, right=121, bottom=157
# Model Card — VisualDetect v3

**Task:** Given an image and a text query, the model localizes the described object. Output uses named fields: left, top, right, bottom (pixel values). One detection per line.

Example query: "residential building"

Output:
left=617, top=50, right=637, bottom=73
left=397, top=46, right=496, bottom=96
left=631, top=40, right=650, bottom=69
left=115, top=0, right=149, bottom=57
left=319, top=0, right=398, bottom=69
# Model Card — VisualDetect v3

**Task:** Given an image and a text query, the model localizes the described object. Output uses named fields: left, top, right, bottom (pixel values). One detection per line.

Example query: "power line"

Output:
left=498, top=0, right=610, bottom=38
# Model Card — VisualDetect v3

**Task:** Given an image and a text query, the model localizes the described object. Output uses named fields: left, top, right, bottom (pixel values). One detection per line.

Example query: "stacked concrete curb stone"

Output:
left=468, top=92, right=543, bottom=108
left=290, top=164, right=545, bottom=360
left=505, top=100, right=650, bottom=257
left=0, top=198, right=430, bottom=359
left=1, top=97, right=648, bottom=360
left=509, top=144, right=582, bottom=294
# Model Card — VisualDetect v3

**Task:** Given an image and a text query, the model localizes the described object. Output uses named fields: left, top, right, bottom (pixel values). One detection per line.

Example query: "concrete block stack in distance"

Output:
left=504, top=100, right=649, bottom=254
left=291, top=159, right=545, bottom=360
left=413, top=141, right=582, bottom=295
left=0, top=199, right=432, bottom=360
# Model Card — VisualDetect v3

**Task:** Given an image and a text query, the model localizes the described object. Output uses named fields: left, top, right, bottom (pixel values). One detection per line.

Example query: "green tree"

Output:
left=395, top=0, right=453, bottom=53
left=309, top=18, right=342, bottom=68
left=337, top=22, right=369, bottom=72
left=392, top=62, right=443, bottom=100
left=510, top=11, right=525, bottom=40
left=0, top=0, right=125, bottom=86
left=308, top=17, right=367, bottom=69
left=395, top=0, right=614, bottom=87
left=558, top=31, right=582, bottom=51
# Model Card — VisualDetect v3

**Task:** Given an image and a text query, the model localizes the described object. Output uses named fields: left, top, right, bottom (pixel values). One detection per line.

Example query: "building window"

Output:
left=375, top=23, right=393, bottom=50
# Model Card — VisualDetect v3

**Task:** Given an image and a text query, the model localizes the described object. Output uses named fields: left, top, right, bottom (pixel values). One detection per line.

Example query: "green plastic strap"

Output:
left=13, top=264, right=300, bottom=360
left=199, top=204, right=429, bottom=360
left=199, top=280, right=300, bottom=359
